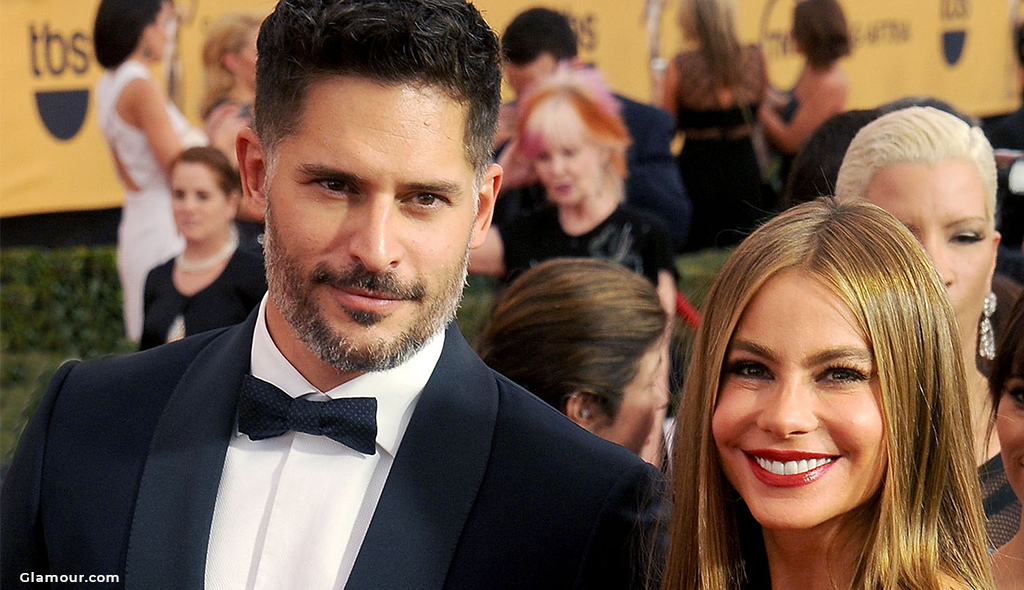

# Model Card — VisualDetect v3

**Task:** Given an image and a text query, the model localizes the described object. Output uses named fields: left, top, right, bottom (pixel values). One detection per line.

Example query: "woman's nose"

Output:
left=755, top=377, right=818, bottom=438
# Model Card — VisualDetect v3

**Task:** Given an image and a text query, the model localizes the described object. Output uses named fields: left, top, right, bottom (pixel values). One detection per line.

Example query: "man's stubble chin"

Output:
left=262, top=202, right=469, bottom=374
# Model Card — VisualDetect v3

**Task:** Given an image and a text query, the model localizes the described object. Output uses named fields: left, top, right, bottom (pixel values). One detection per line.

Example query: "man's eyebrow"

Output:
left=403, top=180, right=463, bottom=196
left=298, top=164, right=363, bottom=186
left=296, top=164, right=462, bottom=196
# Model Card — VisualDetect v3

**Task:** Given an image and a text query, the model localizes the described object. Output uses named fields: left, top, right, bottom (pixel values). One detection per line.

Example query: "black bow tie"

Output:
left=237, top=374, right=378, bottom=455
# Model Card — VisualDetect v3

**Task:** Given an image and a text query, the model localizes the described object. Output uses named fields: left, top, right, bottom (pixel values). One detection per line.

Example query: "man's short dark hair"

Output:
left=254, top=0, right=501, bottom=176
left=501, top=7, right=578, bottom=66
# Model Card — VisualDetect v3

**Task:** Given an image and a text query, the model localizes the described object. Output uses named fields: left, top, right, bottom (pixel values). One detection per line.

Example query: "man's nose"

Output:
left=347, top=197, right=403, bottom=272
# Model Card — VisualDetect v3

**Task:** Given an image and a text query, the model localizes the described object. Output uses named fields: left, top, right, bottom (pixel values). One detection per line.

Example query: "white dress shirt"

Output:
left=205, top=295, right=444, bottom=590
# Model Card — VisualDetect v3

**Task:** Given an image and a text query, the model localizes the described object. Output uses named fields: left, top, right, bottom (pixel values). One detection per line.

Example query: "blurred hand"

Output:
left=495, top=138, right=537, bottom=192
left=493, top=102, right=518, bottom=151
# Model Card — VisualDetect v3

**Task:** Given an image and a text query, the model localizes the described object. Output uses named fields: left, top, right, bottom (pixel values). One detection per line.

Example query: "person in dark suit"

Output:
left=495, top=7, right=692, bottom=250
left=0, top=1, right=665, bottom=588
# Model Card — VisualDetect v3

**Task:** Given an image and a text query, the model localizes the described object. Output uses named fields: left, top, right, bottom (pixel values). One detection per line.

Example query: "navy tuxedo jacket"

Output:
left=2, top=314, right=664, bottom=589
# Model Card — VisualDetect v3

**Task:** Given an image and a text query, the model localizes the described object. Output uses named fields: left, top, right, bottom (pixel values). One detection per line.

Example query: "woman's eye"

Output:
left=172, top=190, right=185, bottom=200
left=952, top=232, right=982, bottom=245
left=726, top=361, right=769, bottom=379
left=1008, top=387, right=1024, bottom=404
left=821, top=366, right=868, bottom=383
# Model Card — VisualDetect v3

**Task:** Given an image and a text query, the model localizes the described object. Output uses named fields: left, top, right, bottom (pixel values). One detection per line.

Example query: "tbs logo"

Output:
left=940, top=0, right=969, bottom=66
left=29, top=23, right=92, bottom=141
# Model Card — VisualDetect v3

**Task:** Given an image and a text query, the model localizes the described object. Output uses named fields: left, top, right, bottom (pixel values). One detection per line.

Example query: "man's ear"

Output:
left=470, top=162, right=502, bottom=249
left=237, top=127, right=268, bottom=222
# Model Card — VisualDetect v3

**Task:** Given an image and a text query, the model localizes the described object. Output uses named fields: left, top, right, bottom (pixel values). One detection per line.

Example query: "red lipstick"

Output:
left=744, top=449, right=838, bottom=488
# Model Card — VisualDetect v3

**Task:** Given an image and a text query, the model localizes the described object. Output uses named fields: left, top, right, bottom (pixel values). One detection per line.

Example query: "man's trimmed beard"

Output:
left=262, top=199, right=469, bottom=373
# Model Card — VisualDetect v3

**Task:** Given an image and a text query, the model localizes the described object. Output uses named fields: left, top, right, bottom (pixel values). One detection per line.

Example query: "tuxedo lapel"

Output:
left=345, top=325, right=499, bottom=590
left=124, top=314, right=255, bottom=590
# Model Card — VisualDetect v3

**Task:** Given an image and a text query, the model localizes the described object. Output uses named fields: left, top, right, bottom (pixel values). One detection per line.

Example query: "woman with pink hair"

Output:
left=470, top=68, right=678, bottom=318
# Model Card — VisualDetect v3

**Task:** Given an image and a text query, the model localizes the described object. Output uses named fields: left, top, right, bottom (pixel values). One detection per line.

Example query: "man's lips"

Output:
left=330, top=285, right=406, bottom=313
left=743, top=448, right=839, bottom=487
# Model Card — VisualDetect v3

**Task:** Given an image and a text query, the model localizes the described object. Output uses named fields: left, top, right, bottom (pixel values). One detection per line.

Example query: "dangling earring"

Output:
left=980, top=291, right=997, bottom=361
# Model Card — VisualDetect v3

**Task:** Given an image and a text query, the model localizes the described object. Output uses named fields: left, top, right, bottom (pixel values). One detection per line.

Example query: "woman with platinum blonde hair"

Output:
left=836, top=105, right=1019, bottom=547
left=662, top=198, right=993, bottom=590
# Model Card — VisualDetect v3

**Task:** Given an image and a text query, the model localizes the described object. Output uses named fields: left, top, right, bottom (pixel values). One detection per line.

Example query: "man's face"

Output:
left=503, top=53, right=558, bottom=98
left=239, top=76, right=500, bottom=388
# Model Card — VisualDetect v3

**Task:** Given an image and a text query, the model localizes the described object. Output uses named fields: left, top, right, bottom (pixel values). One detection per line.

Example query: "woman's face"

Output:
left=140, top=2, right=176, bottom=63
left=171, top=162, right=237, bottom=246
left=712, top=270, right=886, bottom=534
left=997, top=378, right=1024, bottom=503
left=864, top=159, right=999, bottom=351
left=531, top=128, right=608, bottom=210
left=590, top=344, right=667, bottom=455
left=226, top=27, right=259, bottom=92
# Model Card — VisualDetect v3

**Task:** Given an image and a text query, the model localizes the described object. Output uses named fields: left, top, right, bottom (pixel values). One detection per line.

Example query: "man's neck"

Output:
left=264, top=298, right=363, bottom=391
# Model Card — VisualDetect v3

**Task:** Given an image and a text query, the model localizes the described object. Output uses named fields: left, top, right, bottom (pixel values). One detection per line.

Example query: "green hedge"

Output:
left=0, top=246, right=731, bottom=355
left=0, top=246, right=730, bottom=460
left=1, top=247, right=134, bottom=355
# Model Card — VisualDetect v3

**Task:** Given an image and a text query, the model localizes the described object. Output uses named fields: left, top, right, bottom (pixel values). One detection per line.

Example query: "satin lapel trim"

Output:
left=124, top=315, right=255, bottom=590
left=345, top=325, right=499, bottom=590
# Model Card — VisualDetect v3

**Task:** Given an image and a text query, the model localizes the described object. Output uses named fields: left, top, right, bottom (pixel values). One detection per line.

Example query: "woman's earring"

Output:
left=980, top=291, right=997, bottom=361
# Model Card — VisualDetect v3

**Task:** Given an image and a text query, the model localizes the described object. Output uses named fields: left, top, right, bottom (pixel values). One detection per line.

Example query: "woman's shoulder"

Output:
left=804, top=63, right=849, bottom=93
left=145, top=257, right=177, bottom=291
left=109, top=59, right=151, bottom=82
left=673, top=49, right=706, bottom=72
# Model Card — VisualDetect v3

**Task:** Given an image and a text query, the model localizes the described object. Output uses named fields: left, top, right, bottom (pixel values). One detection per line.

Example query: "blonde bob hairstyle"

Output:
left=835, top=106, right=998, bottom=225
left=200, top=13, right=261, bottom=119
left=662, top=199, right=992, bottom=590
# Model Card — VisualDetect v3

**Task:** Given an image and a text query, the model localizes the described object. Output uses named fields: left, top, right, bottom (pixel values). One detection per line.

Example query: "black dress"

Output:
left=499, top=204, right=676, bottom=286
left=140, top=249, right=267, bottom=350
left=671, top=46, right=768, bottom=251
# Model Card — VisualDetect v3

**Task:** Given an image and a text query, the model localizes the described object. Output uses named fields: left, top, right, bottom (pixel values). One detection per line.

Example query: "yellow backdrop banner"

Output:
left=1, top=0, right=1019, bottom=217
left=0, top=0, right=275, bottom=218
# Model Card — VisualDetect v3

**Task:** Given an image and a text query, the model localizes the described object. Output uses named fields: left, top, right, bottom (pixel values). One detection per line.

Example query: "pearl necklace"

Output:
left=175, top=227, right=239, bottom=274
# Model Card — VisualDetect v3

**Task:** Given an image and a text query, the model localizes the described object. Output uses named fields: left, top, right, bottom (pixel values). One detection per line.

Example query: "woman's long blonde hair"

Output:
left=663, top=199, right=993, bottom=590
left=678, top=0, right=743, bottom=89
left=200, top=13, right=261, bottom=119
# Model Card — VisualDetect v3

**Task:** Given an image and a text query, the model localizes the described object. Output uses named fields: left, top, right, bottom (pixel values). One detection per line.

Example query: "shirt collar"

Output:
left=249, top=294, right=444, bottom=457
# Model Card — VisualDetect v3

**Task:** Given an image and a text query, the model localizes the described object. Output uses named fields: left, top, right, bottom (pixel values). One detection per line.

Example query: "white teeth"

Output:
left=754, top=456, right=834, bottom=475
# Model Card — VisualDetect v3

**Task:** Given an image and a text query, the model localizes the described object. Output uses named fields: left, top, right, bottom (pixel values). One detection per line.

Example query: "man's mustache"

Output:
left=310, top=263, right=426, bottom=302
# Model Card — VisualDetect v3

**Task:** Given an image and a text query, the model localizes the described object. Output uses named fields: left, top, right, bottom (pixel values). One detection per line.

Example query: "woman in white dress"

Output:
left=94, top=0, right=206, bottom=342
